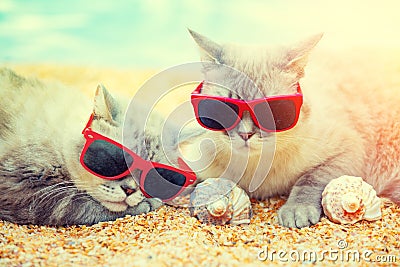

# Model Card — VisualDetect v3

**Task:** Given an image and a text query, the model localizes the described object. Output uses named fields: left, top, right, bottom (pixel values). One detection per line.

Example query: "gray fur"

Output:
left=0, top=68, right=161, bottom=226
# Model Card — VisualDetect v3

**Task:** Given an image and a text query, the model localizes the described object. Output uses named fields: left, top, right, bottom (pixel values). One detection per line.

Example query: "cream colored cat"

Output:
left=179, top=30, right=400, bottom=228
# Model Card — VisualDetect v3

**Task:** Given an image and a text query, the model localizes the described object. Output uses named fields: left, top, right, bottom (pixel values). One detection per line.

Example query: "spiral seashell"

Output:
left=322, top=175, right=382, bottom=224
left=189, top=178, right=252, bottom=225
left=207, top=197, right=229, bottom=217
left=341, top=193, right=361, bottom=213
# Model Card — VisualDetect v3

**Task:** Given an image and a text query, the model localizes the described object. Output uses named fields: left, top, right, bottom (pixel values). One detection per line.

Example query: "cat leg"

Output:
left=378, top=178, right=400, bottom=206
left=277, top=176, right=327, bottom=228
left=277, top=156, right=352, bottom=228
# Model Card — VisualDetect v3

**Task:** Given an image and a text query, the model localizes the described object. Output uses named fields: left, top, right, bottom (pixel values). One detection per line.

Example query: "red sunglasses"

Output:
left=80, top=114, right=197, bottom=202
left=191, top=82, right=303, bottom=132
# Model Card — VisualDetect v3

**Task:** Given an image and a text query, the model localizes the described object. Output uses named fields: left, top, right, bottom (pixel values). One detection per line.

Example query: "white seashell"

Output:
left=229, top=184, right=252, bottom=225
left=207, top=197, right=229, bottom=217
left=322, top=175, right=382, bottom=224
left=360, top=180, right=382, bottom=221
left=189, top=178, right=252, bottom=225
left=341, top=193, right=361, bottom=213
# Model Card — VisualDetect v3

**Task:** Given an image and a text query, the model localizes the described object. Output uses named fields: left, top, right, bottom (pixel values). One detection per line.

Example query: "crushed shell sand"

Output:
left=1, top=198, right=399, bottom=267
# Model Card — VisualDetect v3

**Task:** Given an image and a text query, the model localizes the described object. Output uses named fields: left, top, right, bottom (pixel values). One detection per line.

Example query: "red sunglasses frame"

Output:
left=191, top=82, right=303, bottom=132
left=80, top=113, right=197, bottom=201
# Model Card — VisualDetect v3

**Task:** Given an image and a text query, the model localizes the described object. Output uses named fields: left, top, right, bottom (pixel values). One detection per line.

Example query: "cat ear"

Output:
left=93, top=84, right=120, bottom=122
left=188, top=28, right=223, bottom=64
left=285, top=33, right=323, bottom=76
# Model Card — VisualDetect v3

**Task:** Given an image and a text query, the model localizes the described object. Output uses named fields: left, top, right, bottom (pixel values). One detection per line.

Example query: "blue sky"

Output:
left=1, top=0, right=399, bottom=68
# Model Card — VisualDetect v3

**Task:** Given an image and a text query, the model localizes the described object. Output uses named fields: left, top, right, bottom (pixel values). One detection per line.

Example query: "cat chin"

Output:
left=230, top=139, right=264, bottom=152
left=232, top=143, right=251, bottom=152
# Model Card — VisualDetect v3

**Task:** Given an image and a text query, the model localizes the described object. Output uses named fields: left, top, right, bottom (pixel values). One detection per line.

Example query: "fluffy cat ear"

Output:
left=93, top=84, right=120, bottom=122
left=188, top=28, right=223, bottom=63
left=285, top=33, right=323, bottom=76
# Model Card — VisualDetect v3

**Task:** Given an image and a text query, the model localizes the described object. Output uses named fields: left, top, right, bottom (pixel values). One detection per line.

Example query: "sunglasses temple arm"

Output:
left=177, top=158, right=196, bottom=176
left=82, top=113, right=95, bottom=134
left=297, top=82, right=302, bottom=94
left=192, top=81, right=204, bottom=94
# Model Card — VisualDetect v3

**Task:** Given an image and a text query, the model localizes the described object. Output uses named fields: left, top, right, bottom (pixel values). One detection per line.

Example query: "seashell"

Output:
left=189, top=178, right=252, bottom=225
left=322, top=175, right=382, bottom=224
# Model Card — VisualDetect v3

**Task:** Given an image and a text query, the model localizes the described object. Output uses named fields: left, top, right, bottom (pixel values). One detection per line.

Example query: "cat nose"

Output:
left=238, top=132, right=255, bottom=141
left=121, top=185, right=137, bottom=196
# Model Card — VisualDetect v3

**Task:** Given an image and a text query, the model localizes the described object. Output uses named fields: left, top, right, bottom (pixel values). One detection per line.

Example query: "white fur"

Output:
left=180, top=32, right=400, bottom=205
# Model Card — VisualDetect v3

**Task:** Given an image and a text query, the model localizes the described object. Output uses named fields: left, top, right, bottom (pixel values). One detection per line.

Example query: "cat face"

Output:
left=188, top=29, right=322, bottom=153
left=71, top=85, right=161, bottom=213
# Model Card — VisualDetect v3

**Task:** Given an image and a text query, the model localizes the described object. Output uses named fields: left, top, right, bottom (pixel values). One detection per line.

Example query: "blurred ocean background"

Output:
left=1, top=0, right=399, bottom=68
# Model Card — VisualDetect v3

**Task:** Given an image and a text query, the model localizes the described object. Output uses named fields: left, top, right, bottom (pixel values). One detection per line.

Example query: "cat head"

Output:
left=188, top=29, right=322, bottom=153
left=71, top=85, right=163, bottom=213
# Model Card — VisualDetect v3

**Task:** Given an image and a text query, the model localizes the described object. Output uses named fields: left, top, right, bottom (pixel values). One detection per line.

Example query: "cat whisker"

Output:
left=278, top=134, right=356, bottom=151
left=33, top=186, right=78, bottom=206
left=280, top=134, right=321, bottom=140
left=33, top=190, right=69, bottom=207
left=59, top=192, right=92, bottom=205
left=68, top=179, right=92, bottom=187
left=81, top=189, right=99, bottom=199
left=30, top=181, right=76, bottom=198
left=32, top=192, right=92, bottom=214
left=34, top=190, right=86, bottom=207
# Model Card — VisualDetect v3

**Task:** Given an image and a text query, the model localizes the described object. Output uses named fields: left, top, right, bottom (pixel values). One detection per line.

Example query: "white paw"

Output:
left=126, top=191, right=146, bottom=207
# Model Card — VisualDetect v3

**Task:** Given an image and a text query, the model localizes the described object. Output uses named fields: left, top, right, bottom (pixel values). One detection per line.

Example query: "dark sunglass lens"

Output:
left=197, top=99, right=239, bottom=130
left=254, top=100, right=296, bottom=131
left=83, top=140, right=133, bottom=177
left=143, top=168, right=186, bottom=200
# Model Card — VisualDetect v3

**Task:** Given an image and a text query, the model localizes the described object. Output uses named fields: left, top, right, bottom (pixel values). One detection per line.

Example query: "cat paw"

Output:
left=146, top=198, right=163, bottom=211
left=131, top=198, right=162, bottom=215
left=277, top=203, right=322, bottom=228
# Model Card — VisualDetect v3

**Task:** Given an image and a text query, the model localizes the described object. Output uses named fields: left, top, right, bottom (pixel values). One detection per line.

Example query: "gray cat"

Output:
left=0, top=68, right=163, bottom=225
left=179, top=30, right=400, bottom=228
